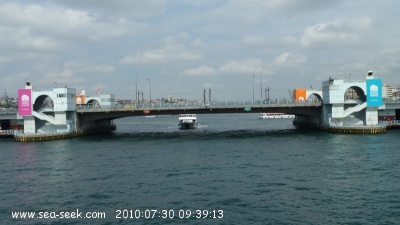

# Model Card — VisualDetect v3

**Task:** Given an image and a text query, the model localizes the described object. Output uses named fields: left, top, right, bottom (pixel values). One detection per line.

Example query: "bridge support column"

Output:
left=76, top=114, right=116, bottom=135
left=366, top=107, right=379, bottom=126
left=23, top=116, right=36, bottom=134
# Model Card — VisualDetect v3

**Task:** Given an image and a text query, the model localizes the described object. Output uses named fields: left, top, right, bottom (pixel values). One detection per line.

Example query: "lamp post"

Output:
left=135, top=74, right=138, bottom=103
left=259, top=69, right=262, bottom=100
left=252, top=75, right=255, bottom=104
left=147, top=78, right=151, bottom=103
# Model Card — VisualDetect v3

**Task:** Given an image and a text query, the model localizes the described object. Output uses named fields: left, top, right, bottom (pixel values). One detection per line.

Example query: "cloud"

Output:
left=120, top=33, right=204, bottom=65
left=300, top=17, right=373, bottom=48
left=1, top=0, right=399, bottom=101
left=219, top=59, right=263, bottom=74
left=0, top=25, right=62, bottom=51
left=381, top=49, right=400, bottom=56
left=0, top=55, right=13, bottom=64
left=64, top=61, right=115, bottom=73
left=0, top=71, right=31, bottom=89
left=0, top=2, right=144, bottom=46
left=207, top=0, right=343, bottom=29
left=181, top=66, right=217, bottom=76
left=281, top=36, right=298, bottom=45
left=56, top=0, right=166, bottom=18
left=38, top=68, right=86, bottom=87
left=242, top=36, right=267, bottom=46
left=277, top=0, right=344, bottom=14
left=273, top=53, right=307, bottom=68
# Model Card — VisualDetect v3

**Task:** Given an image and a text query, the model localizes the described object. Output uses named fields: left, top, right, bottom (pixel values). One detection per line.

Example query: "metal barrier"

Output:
left=77, top=99, right=322, bottom=112
left=0, top=108, right=18, bottom=114
left=379, top=120, right=400, bottom=125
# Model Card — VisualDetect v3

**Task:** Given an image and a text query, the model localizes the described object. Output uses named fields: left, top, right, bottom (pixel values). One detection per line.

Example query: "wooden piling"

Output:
left=13, top=124, right=116, bottom=142
left=293, top=120, right=387, bottom=134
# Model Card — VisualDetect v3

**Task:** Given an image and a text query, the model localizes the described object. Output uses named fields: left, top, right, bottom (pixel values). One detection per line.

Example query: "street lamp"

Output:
left=259, top=69, right=262, bottom=100
left=147, top=78, right=151, bottom=103
left=135, top=74, right=138, bottom=103
left=252, top=75, right=254, bottom=104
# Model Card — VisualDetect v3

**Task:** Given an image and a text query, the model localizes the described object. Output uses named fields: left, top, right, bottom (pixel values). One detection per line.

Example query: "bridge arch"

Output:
left=33, top=95, right=54, bottom=111
left=86, top=98, right=100, bottom=107
left=307, top=93, right=322, bottom=101
left=344, top=86, right=366, bottom=102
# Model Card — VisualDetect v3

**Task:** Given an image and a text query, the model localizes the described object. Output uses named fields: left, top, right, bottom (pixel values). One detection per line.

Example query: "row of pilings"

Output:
left=13, top=124, right=116, bottom=142
left=292, top=120, right=387, bottom=134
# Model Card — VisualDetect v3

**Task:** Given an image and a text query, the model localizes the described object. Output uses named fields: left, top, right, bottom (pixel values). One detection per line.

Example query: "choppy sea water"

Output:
left=1, top=114, right=399, bottom=224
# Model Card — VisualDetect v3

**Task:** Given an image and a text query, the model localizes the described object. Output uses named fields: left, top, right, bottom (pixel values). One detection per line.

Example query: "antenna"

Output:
left=266, top=87, right=271, bottom=102
left=210, top=89, right=218, bottom=102
left=203, top=89, right=206, bottom=106
left=209, top=88, right=211, bottom=104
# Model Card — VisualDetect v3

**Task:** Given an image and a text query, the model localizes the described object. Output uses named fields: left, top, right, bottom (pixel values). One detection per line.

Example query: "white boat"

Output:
left=259, top=113, right=295, bottom=119
left=178, top=114, right=198, bottom=129
left=145, top=115, right=157, bottom=118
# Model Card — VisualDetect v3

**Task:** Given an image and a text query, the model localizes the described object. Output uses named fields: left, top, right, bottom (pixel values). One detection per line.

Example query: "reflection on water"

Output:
left=15, top=142, right=37, bottom=168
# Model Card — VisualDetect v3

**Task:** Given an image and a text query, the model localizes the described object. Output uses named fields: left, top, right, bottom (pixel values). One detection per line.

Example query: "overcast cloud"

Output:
left=0, top=0, right=399, bottom=101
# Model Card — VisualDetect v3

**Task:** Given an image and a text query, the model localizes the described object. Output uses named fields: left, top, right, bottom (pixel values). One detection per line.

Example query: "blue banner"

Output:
left=366, top=79, right=382, bottom=106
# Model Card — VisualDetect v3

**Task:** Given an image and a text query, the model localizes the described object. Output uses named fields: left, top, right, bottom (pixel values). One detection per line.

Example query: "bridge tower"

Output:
left=321, top=71, right=382, bottom=127
left=18, top=82, right=77, bottom=134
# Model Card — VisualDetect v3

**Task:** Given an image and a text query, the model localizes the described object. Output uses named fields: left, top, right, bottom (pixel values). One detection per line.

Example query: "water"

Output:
left=1, top=114, right=399, bottom=224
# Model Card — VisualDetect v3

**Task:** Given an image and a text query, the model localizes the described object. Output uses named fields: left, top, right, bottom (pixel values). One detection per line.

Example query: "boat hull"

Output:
left=178, top=122, right=198, bottom=129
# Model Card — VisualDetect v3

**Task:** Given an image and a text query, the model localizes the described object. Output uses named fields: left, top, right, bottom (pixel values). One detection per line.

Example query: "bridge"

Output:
left=0, top=98, right=323, bottom=139
left=3, top=71, right=400, bottom=141
left=76, top=100, right=322, bottom=121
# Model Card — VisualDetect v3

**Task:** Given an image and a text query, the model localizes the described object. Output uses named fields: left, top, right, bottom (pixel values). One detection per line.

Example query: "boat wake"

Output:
left=167, top=124, right=208, bottom=129
left=109, top=129, right=302, bottom=142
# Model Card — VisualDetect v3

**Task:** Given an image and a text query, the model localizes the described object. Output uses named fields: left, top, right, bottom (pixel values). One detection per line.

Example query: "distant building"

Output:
left=382, top=84, right=397, bottom=98
left=393, top=89, right=400, bottom=98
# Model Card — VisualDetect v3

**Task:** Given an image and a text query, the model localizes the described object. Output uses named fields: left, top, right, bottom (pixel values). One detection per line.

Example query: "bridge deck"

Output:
left=77, top=101, right=322, bottom=121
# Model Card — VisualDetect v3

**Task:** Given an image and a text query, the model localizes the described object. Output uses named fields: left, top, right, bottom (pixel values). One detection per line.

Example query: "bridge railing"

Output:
left=0, top=108, right=18, bottom=114
left=382, top=97, right=400, bottom=103
left=2, top=98, right=397, bottom=113
left=0, top=129, right=23, bottom=135
left=0, top=130, right=14, bottom=134
left=77, top=99, right=321, bottom=112
left=379, top=120, right=400, bottom=125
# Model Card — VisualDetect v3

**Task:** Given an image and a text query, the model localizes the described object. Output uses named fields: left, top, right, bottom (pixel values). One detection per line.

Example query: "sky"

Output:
left=0, top=0, right=399, bottom=101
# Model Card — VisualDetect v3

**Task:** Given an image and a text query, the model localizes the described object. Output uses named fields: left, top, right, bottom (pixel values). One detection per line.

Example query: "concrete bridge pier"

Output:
left=293, top=113, right=324, bottom=130
left=76, top=114, right=116, bottom=135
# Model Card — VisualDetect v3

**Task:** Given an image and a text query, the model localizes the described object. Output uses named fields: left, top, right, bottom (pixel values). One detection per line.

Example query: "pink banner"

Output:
left=18, top=89, right=32, bottom=116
